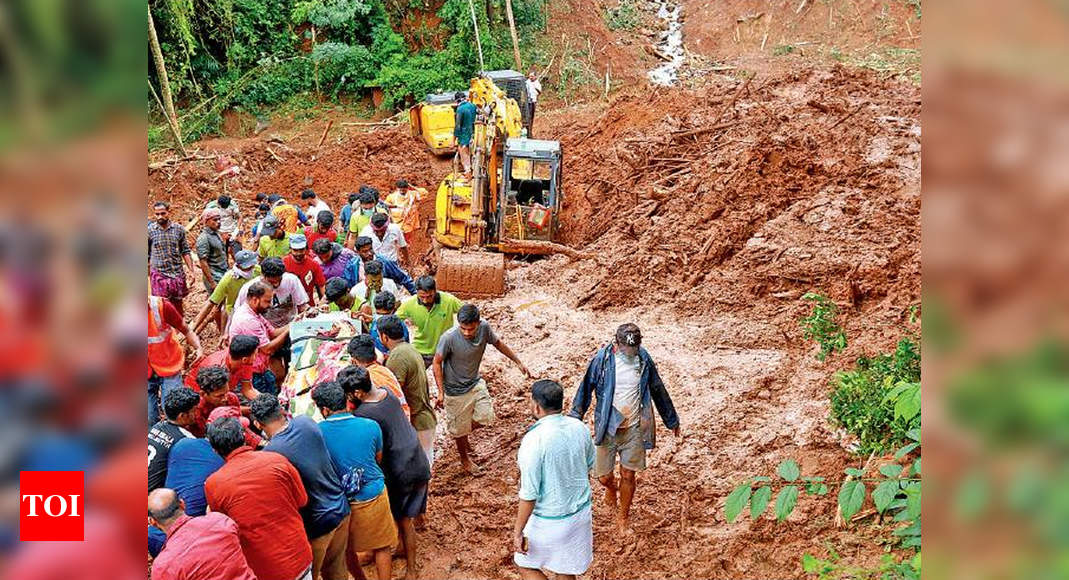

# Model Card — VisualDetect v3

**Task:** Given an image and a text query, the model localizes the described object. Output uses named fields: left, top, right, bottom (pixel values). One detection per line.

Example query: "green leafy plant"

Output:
left=724, top=432, right=921, bottom=548
left=604, top=0, right=640, bottom=31
left=801, top=292, right=847, bottom=361
left=724, top=459, right=829, bottom=523
left=830, top=338, right=920, bottom=455
left=773, top=44, right=796, bottom=56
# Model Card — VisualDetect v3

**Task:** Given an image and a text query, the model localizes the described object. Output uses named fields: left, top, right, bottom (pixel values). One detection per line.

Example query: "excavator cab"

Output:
left=498, top=138, right=562, bottom=244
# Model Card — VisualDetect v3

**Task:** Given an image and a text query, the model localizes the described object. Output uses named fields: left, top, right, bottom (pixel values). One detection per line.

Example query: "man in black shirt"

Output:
left=338, top=365, right=430, bottom=580
left=148, top=387, right=200, bottom=491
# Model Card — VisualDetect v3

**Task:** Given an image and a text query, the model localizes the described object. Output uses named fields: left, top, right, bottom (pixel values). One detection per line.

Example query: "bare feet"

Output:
left=616, top=516, right=633, bottom=536
left=460, top=459, right=482, bottom=476
left=404, top=563, right=419, bottom=580
left=604, top=486, right=618, bottom=510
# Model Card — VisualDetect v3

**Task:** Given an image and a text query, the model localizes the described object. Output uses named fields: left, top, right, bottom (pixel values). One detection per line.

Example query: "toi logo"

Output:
left=20, top=471, right=84, bottom=541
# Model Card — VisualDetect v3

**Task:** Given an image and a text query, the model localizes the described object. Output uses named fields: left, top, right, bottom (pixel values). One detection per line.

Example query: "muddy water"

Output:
left=648, top=0, right=685, bottom=85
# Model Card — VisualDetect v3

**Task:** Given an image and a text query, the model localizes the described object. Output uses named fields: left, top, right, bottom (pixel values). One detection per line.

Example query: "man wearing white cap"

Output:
left=197, top=207, right=230, bottom=293
left=193, top=250, right=261, bottom=336
left=284, top=234, right=326, bottom=306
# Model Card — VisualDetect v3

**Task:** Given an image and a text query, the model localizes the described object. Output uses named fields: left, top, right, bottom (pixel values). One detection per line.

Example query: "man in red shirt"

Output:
left=304, top=210, right=338, bottom=253
left=185, top=334, right=260, bottom=401
left=284, top=234, right=326, bottom=306
left=149, top=488, right=257, bottom=580
left=206, top=417, right=314, bottom=580
left=188, top=365, right=244, bottom=437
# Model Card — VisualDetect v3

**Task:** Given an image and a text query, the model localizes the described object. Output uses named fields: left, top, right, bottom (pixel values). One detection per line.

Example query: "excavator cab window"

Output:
left=508, top=159, right=553, bottom=206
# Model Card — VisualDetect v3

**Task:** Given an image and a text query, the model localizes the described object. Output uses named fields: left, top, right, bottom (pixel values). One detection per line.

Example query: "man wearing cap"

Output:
left=569, top=323, right=681, bottom=534
left=197, top=207, right=230, bottom=293
left=269, top=194, right=309, bottom=234
left=205, top=195, right=242, bottom=258
left=284, top=234, right=326, bottom=306
left=359, top=212, right=409, bottom=266
left=304, top=210, right=338, bottom=252
left=258, top=214, right=291, bottom=259
left=193, top=250, right=260, bottom=336
left=454, top=91, right=477, bottom=179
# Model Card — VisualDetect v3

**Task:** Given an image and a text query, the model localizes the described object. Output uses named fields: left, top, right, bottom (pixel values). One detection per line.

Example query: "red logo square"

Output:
left=19, top=471, right=84, bottom=541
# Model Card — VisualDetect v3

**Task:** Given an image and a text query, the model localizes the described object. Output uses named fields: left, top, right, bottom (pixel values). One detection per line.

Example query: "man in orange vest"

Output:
left=149, top=295, right=202, bottom=426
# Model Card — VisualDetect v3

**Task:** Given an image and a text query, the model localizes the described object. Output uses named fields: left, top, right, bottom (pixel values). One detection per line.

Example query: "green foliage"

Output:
left=775, top=485, right=799, bottom=521
left=802, top=550, right=921, bottom=580
left=149, top=0, right=551, bottom=145
left=830, top=338, right=920, bottom=455
left=604, top=0, right=640, bottom=31
left=292, top=0, right=373, bottom=27
left=905, top=0, right=921, bottom=20
left=724, top=459, right=829, bottom=523
left=801, top=293, right=847, bottom=361
left=723, top=429, right=921, bottom=550
left=773, top=44, right=795, bottom=56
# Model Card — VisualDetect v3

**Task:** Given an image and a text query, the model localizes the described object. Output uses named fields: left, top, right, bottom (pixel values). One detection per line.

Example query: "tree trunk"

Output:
left=505, top=0, right=523, bottom=71
left=148, top=6, right=187, bottom=155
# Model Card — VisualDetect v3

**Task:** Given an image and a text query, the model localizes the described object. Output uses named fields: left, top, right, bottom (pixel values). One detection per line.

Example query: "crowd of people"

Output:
left=147, top=182, right=681, bottom=580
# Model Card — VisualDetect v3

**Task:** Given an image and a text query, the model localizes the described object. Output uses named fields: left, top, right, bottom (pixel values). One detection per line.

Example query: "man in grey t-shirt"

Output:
left=433, top=303, right=532, bottom=474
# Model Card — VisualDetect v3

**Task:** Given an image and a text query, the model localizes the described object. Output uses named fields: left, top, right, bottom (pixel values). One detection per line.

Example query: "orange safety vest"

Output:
left=148, top=296, right=184, bottom=378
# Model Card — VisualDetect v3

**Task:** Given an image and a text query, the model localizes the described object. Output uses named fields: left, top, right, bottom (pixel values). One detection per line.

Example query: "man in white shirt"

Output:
left=525, top=70, right=543, bottom=137
left=359, top=212, right=409, bottom=266
left=233, top=256, right=310, bottom=328
left=301, top=189, right=331, bottom=222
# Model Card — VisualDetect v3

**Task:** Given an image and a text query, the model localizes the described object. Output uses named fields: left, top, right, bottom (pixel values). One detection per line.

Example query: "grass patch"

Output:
left=604, top=0, right=641, bottom=31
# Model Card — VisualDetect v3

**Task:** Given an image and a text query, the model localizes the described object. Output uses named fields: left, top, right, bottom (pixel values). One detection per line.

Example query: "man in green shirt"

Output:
left=257, top=215, right=290, bottom=259
left=379, top=315, right=437, bottom=467
left=323, top=277, right=367, bottom=320
left=192, top=250, right=260, bottom=335
left=395, top=276, right=463, bottom=368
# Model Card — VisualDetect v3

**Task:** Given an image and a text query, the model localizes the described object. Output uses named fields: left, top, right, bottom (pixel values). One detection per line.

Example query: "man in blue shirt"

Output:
left=313, top=381, right=398, bottom=580
left=250, top=394, right=351, bottom=580
left=513, top=380, right=595, bottom=580
left=453, top=91, right=477, bottom=179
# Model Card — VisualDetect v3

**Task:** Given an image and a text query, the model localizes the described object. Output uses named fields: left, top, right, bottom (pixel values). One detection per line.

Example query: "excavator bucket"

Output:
left=436, top=249, right=506, bottom=298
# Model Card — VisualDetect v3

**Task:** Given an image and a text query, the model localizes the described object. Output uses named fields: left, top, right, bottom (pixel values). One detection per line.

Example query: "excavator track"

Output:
left=436, top=249, right=506, bottom=298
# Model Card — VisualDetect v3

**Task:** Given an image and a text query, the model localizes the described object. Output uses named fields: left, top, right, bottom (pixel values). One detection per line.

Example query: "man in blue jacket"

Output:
left=569, top=323, right=681, bottom=534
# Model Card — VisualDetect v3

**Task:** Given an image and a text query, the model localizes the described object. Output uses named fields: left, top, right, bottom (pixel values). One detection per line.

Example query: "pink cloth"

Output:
left=150, top=513, right=258, bottom=580
left=228, top=302, right=274, bottom=346
left=150, top=268, right=188, bottom=299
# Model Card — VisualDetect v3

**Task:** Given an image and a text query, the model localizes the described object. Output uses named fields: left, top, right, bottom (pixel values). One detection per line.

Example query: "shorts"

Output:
left=457, top=135, right=472, bottom=147
left=444, top=379, right=495, bottom=438
left=594, top=423, right=646, bottom=477
left=387, top=480, right=429, bottom=520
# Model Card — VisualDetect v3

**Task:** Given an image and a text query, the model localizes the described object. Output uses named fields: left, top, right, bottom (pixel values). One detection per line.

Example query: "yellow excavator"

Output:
left=430, top=72, right=568, bottom=297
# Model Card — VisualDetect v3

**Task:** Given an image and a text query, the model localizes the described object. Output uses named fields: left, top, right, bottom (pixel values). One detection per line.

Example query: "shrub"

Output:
left=830, top=338, right=920, bottom=455
left=801, top=292, right=847, bottom=361
left=604, top=0, right=640, bottom=31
